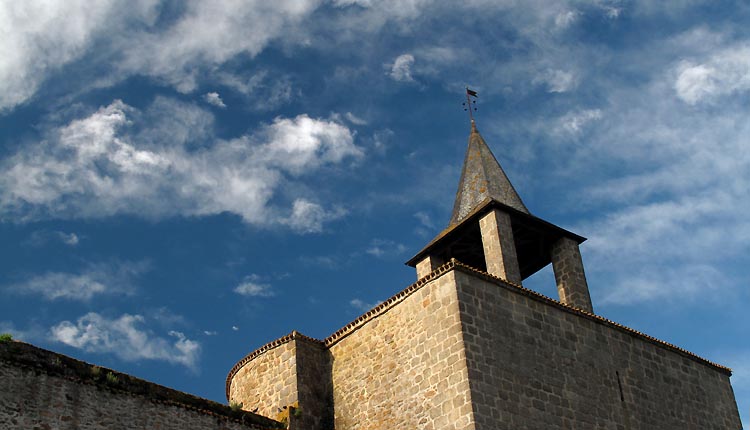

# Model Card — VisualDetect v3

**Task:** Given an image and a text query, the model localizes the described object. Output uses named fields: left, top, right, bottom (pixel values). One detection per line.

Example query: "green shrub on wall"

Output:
left=229, top=401, right=243, bottom=412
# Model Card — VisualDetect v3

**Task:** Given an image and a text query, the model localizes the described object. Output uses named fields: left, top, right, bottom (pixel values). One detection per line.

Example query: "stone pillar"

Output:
left=551, top=237, right=593, bottom=313
left=479, top=209, right=522, bottom=284
left=416, top=255, right=443, bottom=279
left=294, top=336, right=333, bottom=430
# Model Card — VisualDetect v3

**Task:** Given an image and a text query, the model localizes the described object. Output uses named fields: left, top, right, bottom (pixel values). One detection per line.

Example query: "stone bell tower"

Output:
left=406, top=120, right=594, bottom=313
left=225, top=117, right=740, bottom=430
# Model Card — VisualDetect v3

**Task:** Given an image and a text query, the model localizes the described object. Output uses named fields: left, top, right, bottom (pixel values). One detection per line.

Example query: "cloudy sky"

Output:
left=0, top=0, right=747, bottom=424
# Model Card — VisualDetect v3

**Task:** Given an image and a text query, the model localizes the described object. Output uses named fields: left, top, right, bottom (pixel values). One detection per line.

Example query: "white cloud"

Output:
left=8, top=261, right=147, bottom=301
left=256, top=114, right=363, bottom=175
left=350, top=298, right=381, bottom=312
left=563, top=52, right=750, bottom=307
left=149, top=307, right=188, bottom=328
left=284, top=199, right=346, bottom=233
left=331, top=0, right=427, bottom=21
left=602, top=5, right=621, bottom=18
left=216, top=70, right=295, bottom=111
left=25, top=230, right=80, bottom=247
left=674, top=44, right=750, bottom=104
left=0, top=98, right=362, bottom=230
left=414, top=211, right=434, bottom=229
left=345, top=112, right=367, bottom=125
left=202, top=92, right=226, bottom=108
left=365, top=239, right=407, bottom=258
left=536, top=69, right=578, bottom=93
left=0, top=0, right=158, bottom=111
left=599, top=265, right=726, bottom=305
left=115, top=1, right=320, bottom=92
left=234, top=274, right=275, bottom=297
left=59, top=232, right=80, bottom=246
left=389, top=54, right=415, bottom=82
left=555, top=109, right=602, bottom=135
left=554, top=10, right=578, bottom=29
left=0, top=1, right=321, bottom=109
left=50, top=312, right=200, bottom=370
left=231, top=325, right=239, bottom=331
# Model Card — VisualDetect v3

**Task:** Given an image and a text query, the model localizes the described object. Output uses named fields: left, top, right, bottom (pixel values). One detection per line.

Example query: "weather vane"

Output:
left=463, top=87, right=478, bottom=122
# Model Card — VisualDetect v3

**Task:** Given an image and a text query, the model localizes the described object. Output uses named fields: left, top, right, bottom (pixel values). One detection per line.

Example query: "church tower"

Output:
left=406, top=120, right=594, bottom=313
left=225, top=117, right=741, bottom=430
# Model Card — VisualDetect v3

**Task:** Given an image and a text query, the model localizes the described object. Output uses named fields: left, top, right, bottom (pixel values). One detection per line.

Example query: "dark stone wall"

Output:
left=0, top=341, right=282, bottom=430
left=453, top=269, right=742, bottom=430
left=295, top=337, right=333, bottom=429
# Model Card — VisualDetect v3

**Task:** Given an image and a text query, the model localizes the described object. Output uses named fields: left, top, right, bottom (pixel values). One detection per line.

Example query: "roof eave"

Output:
left=405, top=198, right=586, bottom=267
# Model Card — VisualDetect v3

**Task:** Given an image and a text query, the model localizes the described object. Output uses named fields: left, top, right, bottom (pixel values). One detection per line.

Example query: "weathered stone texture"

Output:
left=229, top=340, right=297, bottom=421
left=453, top=269, right=742, bottom=430
left=295, top=338, right=334, bottom=429
left=329, top=271, right=476, bottom=430
left=0, top=344, right=278, bottom=430
left=416, top=254, right=443, bottom=279
left=551, top=236, right=593, bottom=313
left=479, top=209, right=521, bottom=284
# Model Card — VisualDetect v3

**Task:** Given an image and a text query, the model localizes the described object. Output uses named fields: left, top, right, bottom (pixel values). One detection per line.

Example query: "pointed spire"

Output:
left=448, top=121, right=529, bottom=226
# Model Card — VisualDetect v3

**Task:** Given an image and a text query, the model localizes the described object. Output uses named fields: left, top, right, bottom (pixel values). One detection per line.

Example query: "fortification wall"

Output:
left=453, top=268, right=742, bottom=430
left=0, top=341, right=281, bottom=430
left=228, top=337, right=297, bottom=421
left=328, top=270, right=475, bottom=430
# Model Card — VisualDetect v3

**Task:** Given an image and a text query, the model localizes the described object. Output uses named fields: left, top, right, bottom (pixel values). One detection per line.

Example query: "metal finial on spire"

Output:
left=462, top=87, right=478, bottom=123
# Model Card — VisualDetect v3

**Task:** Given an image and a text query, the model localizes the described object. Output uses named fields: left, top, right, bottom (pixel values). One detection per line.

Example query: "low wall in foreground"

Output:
left=0, top=340, right=283, bottom=430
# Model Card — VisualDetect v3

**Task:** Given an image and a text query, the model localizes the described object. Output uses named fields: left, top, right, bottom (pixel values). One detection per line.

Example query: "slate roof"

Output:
left=448, top=120, right=529, bottom=226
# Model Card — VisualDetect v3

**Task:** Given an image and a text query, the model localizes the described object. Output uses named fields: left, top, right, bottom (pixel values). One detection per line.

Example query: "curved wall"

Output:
left=228, top=339, right=297, bottom=421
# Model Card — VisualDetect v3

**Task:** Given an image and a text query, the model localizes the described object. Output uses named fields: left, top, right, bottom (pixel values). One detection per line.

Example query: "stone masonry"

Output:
left=328, top=270, right=474, bottom=430
left=294, top=337, right=334, bottom=429
left=478, top=208, right=522, bottom=284
left=228, top=336, right=298, bottom=422
left=416, top=254, right=444, bottom=279
left=453, top=265, right=741, bottom=429
left=228, top=332, right=334, bottom=429
left=227, top=259, right=741, bottom=429
left=0, top=341, right=282, bottom=430
left=551, top=236, right=594, bottom=313
left=228, top=266, right=478, bottom=429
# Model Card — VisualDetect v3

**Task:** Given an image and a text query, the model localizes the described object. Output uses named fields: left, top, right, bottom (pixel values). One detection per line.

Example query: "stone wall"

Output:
left=0, top=341, right=282, bottom=430
left=228, top=332, right=333, bottom=429
left=295, top=337, right=333, bottom=429
left=228, top=336, right=297, bottom=421
left=328, top=270, right=475, bottom=430
left=453, top=268, right=742, bottom=430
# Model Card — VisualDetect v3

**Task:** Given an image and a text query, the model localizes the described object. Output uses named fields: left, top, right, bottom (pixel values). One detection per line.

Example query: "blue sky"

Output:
left=0, top=0, right=748, bottom=425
